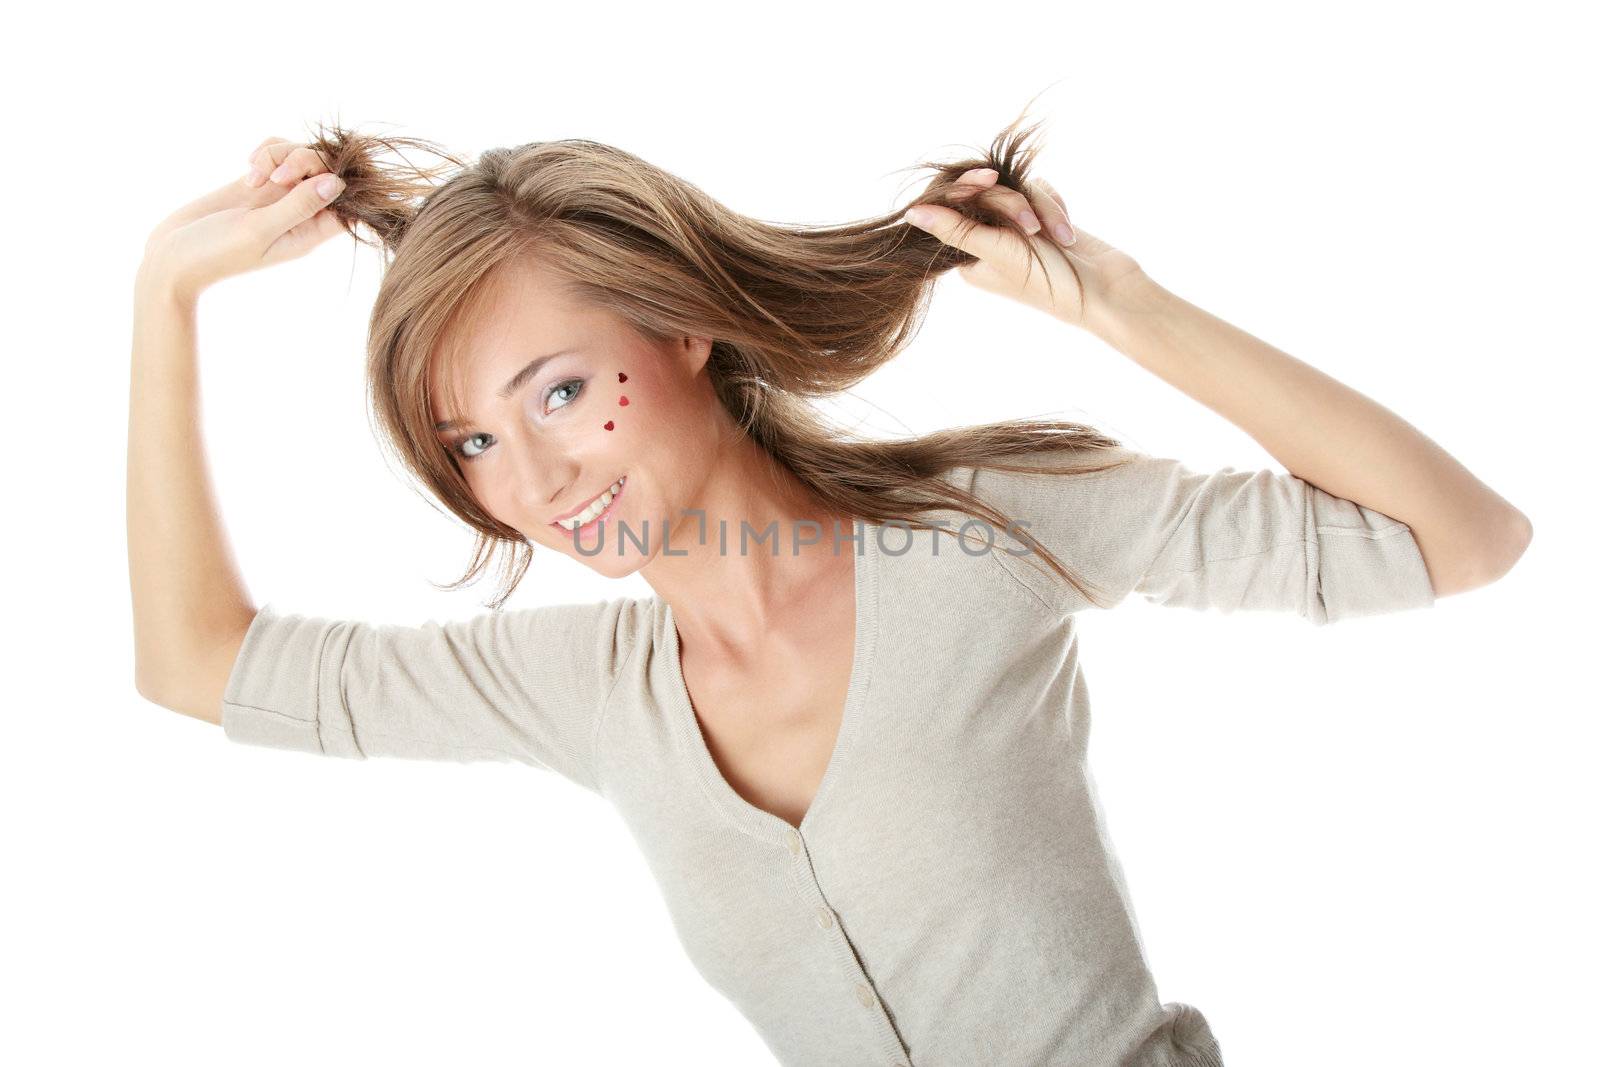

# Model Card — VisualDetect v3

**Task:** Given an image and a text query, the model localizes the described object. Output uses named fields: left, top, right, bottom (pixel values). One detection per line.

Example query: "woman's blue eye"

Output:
left=449, top=378, right=585, bottom=464
left=548, top=378, right=583, bottom=412
left=454, top=433, right=492, bottom=462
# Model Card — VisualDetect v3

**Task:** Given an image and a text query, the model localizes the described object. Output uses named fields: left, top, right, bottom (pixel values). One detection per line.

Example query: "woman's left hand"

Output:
left=901, top=169, right=1148, bottom=330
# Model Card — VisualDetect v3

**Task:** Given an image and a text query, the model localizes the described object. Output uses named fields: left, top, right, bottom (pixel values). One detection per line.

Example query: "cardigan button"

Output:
left=855, top=982, right=875, bottom=1008
left=814, top=906, right=834, bottom=929
left=786, top=829, right=803, bottom=855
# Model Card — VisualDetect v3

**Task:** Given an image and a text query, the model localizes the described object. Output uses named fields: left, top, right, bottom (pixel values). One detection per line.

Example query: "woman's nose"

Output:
left=506, top=441, right=577, bottom=521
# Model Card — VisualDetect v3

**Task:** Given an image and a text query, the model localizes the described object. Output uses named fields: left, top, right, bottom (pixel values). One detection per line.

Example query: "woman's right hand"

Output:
left=138, top=137, right=347, bottom=302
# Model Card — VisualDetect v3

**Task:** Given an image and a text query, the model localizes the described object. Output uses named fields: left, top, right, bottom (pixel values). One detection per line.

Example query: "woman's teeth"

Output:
left=555, top=475, right=626, bottom=531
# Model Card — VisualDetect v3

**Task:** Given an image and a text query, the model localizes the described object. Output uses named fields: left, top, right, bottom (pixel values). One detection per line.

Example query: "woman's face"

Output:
left=428, top=255, right=720, bottom=577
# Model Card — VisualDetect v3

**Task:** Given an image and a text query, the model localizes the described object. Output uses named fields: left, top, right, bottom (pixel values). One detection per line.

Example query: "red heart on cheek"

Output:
left=617, top=372, right=628, bottom=383
left=618, top=395, right=629, bottom=406
left=603, top=420, right=615, bottom=431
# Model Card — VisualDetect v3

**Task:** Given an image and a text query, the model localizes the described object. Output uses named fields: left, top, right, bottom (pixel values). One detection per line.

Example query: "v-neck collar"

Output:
left=660, top=520, right=881, bottom=847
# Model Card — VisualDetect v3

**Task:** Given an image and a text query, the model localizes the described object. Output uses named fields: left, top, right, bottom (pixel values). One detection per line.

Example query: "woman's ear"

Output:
left=679, top=335, right=715, bottom=374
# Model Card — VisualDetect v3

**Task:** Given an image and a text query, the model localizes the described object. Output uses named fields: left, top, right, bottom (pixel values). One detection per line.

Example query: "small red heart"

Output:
left=603, top=420, right=615, bottom=431
left=618, top=395, right=629, bottom=406
left=617, top=372, right=628, bottom=383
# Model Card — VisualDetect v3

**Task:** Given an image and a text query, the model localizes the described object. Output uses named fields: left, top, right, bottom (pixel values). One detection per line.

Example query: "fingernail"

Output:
left=315, top=176, right=343, bottom=199
left=270, top=163, right=293, bottom=184
left=902, top=207, right=932, bottom=228
left=1019, top=209, right=1041, bottom=234
left=1053, top=222, right=1076, bottom=245
left=244, top=166, right=264, bottom=187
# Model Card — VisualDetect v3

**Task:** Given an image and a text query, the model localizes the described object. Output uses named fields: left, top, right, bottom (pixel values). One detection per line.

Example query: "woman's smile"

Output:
left=549, top=474, right=627, bottom=540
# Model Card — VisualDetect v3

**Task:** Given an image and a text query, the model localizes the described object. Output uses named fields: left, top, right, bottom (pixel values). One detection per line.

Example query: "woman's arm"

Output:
left=899, top=171, right=1530, bottom=598
left=1081, top=279, right=1533, bottom=598
left=126, top=273, right=256, bottom=723
left=127, top=138, right=350, bottom=722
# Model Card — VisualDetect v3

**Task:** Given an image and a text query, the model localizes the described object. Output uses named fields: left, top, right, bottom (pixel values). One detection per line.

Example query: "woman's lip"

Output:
left=550, top=476, right=625, bottom=524
left=550, top=477, right=625, bottom=539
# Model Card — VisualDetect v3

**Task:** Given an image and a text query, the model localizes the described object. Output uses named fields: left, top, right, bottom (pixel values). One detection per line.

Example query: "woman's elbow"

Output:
left=1486, top=505, right=1534, bottom=578
left=1452, top=506, right=1533, bottom=594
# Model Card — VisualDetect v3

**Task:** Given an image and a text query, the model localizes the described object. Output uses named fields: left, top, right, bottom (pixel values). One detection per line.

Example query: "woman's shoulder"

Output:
left=490, top=594, right=658, bottom=673
left=943, top=442, right=1150, bottom=508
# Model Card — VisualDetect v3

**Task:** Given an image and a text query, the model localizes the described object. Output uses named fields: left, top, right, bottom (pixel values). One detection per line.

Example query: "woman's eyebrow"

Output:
left=433, top=348, right=581, bottom=431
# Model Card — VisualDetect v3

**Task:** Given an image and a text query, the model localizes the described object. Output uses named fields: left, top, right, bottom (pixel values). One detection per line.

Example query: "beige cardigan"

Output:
left=220, top=446, right=1435, bottom=1066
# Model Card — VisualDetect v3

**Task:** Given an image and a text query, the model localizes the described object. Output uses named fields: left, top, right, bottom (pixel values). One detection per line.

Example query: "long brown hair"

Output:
left=303, top=104, right=1133, bottom=611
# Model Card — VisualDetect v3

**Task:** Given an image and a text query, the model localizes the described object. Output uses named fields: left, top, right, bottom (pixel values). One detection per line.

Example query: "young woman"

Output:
left=128, top=114, right=1531, bottom=1067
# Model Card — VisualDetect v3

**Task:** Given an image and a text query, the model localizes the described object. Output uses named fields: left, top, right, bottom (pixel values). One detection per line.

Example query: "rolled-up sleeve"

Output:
left=969, top=446, right=1436, bottom=626
left=219, top=597, right=642, bottom=791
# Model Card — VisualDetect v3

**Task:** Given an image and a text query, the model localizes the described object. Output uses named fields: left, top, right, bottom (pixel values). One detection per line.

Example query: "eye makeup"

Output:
left=442, top=367, right=632, bottom=464
left=446, top=375, right=587, bottom=462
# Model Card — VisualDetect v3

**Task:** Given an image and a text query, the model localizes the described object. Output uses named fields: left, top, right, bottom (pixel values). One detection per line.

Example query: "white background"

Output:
left=4, top=1, right=1594, bottom=1064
